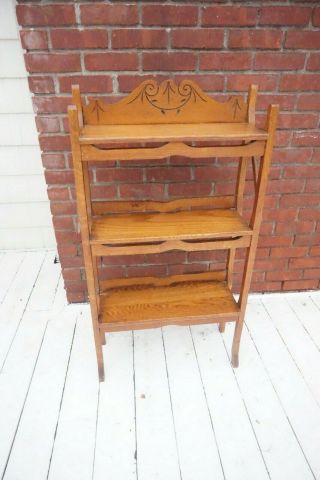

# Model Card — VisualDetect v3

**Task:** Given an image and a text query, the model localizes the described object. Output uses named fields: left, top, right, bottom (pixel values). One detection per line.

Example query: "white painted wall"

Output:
left=0, top=0, right=55, bottom=249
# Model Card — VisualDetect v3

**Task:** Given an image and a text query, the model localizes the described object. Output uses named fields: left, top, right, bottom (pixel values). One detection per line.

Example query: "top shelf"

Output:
left=79, top=122, right=268, bottom=145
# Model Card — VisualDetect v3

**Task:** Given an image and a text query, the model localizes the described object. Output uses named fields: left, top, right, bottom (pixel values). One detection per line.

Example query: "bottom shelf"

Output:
left=99, top=273, right=240, bottom=331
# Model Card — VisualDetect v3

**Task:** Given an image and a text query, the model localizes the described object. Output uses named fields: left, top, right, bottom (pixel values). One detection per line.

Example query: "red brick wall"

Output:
left=16, top=2, right=320, bottom=302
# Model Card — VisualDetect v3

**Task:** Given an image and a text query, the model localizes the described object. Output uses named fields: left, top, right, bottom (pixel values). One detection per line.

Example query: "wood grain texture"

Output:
left=91, top=235, right=251, bottom=257
left=80, top=122, right=268, bottom=145
left=90, top=209, right=253, bottom=245
left=99, top=278, right=239, bottom=331
left=92, top=196, right=234, bottom=215
left=83, top=79, right=247, bottom=125
left=81, top=140, right=266, bottom=161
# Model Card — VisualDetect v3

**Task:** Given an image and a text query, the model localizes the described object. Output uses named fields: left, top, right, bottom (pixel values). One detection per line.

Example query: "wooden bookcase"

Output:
left=68, top=80, right=278, bottom=381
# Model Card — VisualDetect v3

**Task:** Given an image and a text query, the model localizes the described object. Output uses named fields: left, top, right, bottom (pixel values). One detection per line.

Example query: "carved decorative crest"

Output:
left=82, top=79, right=247, bottom=125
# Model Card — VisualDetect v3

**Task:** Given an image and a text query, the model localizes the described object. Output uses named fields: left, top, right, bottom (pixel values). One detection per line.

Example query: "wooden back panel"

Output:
left=78, top=79, right=249, bottom=125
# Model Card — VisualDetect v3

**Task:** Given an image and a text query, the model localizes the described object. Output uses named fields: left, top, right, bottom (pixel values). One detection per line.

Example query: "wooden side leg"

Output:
left=89, top=299, right=105, bottom=382
left=100, top=330, right=106, bottom=345
left=219, top=249, right=236, bottom=333
left=231, top=313, right=245, bottom=367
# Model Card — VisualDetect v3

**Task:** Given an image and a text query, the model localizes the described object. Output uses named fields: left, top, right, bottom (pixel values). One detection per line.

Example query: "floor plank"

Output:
left=0, top=251, right=25, bottom=304
left=47, top=307, right=100, bottom=480
left=245, top=298, right=320, bottom=478
left=223, top=316, right=314, bottom=480
left=163, top=325, right=224, bottom=480
left=94, top=331, right=137, bottom=480
left=26, top=251, right=61, bottom=311
left=3, top=280, right=76, bottom=480
left=262, top=295, right=320, bottom=406
left=133, top=328, right=181, bottom=480
left=286, top=293, right=320, bottom=350
left=191, top=324, right=269, bottom=480
left=0, top=251, right=46, bottom=369
left=0, top=311, right=49, bottom=478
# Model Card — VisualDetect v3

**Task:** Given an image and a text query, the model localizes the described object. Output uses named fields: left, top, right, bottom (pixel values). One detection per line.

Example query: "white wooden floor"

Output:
left=1, top=250, right=320, bottom=480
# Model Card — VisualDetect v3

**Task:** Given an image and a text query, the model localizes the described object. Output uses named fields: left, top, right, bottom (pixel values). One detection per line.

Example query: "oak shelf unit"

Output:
left=68, top=79, right=278, bottom=382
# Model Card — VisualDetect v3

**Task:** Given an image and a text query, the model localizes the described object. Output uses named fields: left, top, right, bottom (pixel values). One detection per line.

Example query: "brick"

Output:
left=119, top=184, right=165, bottom=200
left=20, top=29, right=48, bottom=50
left=228, top=30, right=282, bottom=49
left=258, top=235, right=292, bottom=248
left=303, top=269, right=320, bottom=279
left=276, top=221, right=315, bottom=235
left=146, top=252, right=187, bottom=265
left=146, top=166, right=191, bottom=182
left=298, top=208, right=320, bottom=221
left=202, top=6, right=256, bottom=26
left=85, top=52, right=138, bottom=71
left=47, top=186, right=70, bottom=201
left=283, top=165, right=320, bottom=178
left=52, top=216, right=74, bottom=231
left=282, top=193, right=319, bottom=208
left=305, top=179, right=320, bottom=193
left=271, top=247, right=307, bottom=258
left=255, top=258, right=288, bottom=272
left=51, top=29, right=108, bottom=49
left=283, top=280, right=318, bottom=291
left=39, top=135, right=70, bottom=152
left=285, top=31, right=320, bottom=49
left=251, top=281, right=282, bottom=292
left=313, top=8, right=320, bottom=26
left=62, top=268, right=81, bottom=281
left=127, top=265, right=167, bottom=278
left=57, top=243, right=78, bottom=258
left=25, top=53, right=80, bottom=73
left=272, top=148, right=312, bottom=164
left=266, top=270, right=303, bottom=282
left=45, top=170, right=74, bottom=185
left=16, top=4, right=75, bottom=26
left=297, top=94, right=320, bottom=111
left=142, top=5, right=197, bottom=26
left=88, top=185, right=117, bottom=201
left=99, top=266, right=126, bottom=281
left=171, top=29, right=224, bottom=49
left=168, top=182, right=212, bottom=197
left=278, top=113, right=318, bottom=129
left=263, top=208, right=297, bottom=222
left=42, top=153, right=65, bottom=169
left=254, top=52, right=305, bottom=71
left=200, top=52, right=252, bottom=71
left=95, top=168, right=143, bottom=183
left=194, top=166, right=237, bottom=182
left=59, top=75, right=112, bottom=94
left=33, top=96, right=70, bottom=114
left=143, top=52, right=196, bottom=71
left=35, top=116, right=60, bottom=133
left=292, top=132, right=320, bottom=147
left=112, top=29, right=167, bottom=49
left=260, top=6, right=311, bottom=26
left=174, top=74, right=224, bottom=92
left=294, top=233, right=320, bottom=247
left=267, top=179, right=305, bottom=194
left=257, top=94, right=295, bottom=111
left=280, top=74, right=320, bottom=92
left=50, top=202, right=77, bottom=215
left=67, top=291, right=86, bottom=303
left=117, top=74, right=170, bottom=93
left=80, top=4, right=138, bottom=25
left=306, top=54, right=320, bottom=71
left=28, top=76, right=54, bottom=93
left=227, top=74, right=277, bottom=92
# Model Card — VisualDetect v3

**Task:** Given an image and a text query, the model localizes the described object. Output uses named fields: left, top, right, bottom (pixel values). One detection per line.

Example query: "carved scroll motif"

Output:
left=82, top=79, right=248, bottom=125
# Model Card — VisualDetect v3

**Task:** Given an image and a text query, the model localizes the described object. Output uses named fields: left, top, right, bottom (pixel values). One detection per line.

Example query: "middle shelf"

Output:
left=90, top=208, right=253, bottom=246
